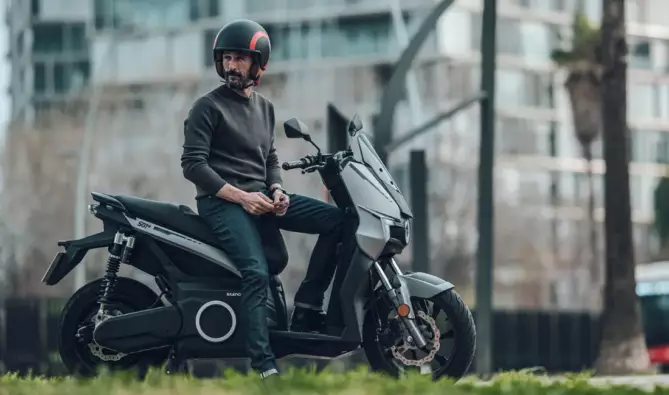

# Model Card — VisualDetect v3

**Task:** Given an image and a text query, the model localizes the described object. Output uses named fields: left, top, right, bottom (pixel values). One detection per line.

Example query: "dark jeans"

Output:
left=196, top=193, right=344, bottom=372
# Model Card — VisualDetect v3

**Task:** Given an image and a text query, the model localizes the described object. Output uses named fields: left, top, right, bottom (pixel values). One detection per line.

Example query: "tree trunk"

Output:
left=594, top=0, right=651, bottom=375
left=584, top=147, right=600, bottom=305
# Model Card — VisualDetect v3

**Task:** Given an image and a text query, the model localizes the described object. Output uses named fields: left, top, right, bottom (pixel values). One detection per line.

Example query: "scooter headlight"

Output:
left=404, top=219, right=411, bottom=245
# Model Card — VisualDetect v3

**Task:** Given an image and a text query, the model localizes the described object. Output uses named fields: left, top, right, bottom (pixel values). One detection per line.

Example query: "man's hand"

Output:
left=239, top=192, right=275, bottom=215
left=273, top=189, right=289, bottom=216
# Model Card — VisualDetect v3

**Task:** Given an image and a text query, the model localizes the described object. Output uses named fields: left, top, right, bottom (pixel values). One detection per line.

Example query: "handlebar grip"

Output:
left=282, top=160, right=305, bottom=170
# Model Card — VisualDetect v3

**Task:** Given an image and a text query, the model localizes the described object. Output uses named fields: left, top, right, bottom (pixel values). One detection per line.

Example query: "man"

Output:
left=180, top=19, right=344, bottom=379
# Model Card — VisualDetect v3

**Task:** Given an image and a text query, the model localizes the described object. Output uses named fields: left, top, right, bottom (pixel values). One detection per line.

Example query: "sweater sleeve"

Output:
left=181, top=96, right=228, bottom=195
left=265, top=102, right=283, bottom=187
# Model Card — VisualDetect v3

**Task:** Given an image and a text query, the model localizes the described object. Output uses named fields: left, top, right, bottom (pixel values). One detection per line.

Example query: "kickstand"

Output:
left=165, top=346, right=188, bottom=375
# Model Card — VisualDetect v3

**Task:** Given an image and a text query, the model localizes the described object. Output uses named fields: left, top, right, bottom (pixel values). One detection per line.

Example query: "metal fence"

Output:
left=0, top=297, right=603, bottom=377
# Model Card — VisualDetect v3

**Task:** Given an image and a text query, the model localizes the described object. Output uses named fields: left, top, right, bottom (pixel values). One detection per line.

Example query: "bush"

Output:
left=0, top=367, right=663, bottom=395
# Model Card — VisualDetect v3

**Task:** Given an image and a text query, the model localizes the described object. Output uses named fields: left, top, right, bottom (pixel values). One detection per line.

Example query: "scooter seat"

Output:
left=113, top=195, right=221, bottom=247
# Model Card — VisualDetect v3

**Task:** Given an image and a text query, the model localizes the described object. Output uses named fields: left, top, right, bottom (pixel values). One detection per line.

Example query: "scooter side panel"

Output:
left=340, top=162, right=398, bottom=260
left=338, top=248, right=375, bottom=343
left=123, top=214, right=242, bottom=278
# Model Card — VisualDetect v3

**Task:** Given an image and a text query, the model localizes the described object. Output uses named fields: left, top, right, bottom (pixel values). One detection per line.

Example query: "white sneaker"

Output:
left=260, top=368, right=279, bottom=379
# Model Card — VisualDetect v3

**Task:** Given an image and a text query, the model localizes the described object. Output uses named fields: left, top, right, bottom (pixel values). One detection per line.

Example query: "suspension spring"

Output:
left=97, top=232, right=126, bottom=311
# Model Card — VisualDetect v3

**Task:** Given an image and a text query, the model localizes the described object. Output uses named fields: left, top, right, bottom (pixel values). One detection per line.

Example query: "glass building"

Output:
left=5, top=0, right=669, bottom=307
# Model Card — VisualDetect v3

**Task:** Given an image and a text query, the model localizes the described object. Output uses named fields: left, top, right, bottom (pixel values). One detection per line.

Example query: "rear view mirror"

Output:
left=347, top=113, right=363, bottom=136
left=284, top=118, right=309, bottom=139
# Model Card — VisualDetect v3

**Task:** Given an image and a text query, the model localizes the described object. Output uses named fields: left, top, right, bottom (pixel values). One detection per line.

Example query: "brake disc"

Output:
left=88, top=343, right=126, bottom=362
left=87, top=309, right=127, bottom=362
left=391, top=310, right=441, bottom=367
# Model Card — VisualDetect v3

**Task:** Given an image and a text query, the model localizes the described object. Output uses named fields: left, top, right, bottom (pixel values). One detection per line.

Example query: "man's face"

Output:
left=223, top=51, right=254, bottom=89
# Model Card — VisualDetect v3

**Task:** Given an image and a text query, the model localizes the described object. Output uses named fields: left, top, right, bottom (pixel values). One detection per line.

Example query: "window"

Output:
left=34, top=61, right=90, bottom=96
left=629, top=83, right=656, bottom=119
left=657, top=134, right=669, bottom=164
left=517, top=170, right=551, bottom=205
left=16, top=31, right=24, bottom=58
left=32, top=22, right=86, bottom=54
left=70, top=61, right=90, bottom=91
left=33, top=62, right=47, bottom=94
left=33, top=23, right=64, bottom=53
left=94, top=0, right=110, bottom=29
left=53, top=63, right=67, bottom=93
left=328, top=15, right=392, bottom=58
left=559, top=170, right=603, bottom=207
left=67, top=23, right=86, bottom=52
left=445, top=63, right=478, bottom=101
left=509, top=0, right=567, bottom=12
left=631, top=129, right=669, bottom=164
left=627, top=0, right=646, bottom=23
left=31, top=0, right=40, bottom=18
left=94, top=0, right=191, bottom=32
left=265, top=26, right=289, bottom=61
left=203, top=29, right=217, bottom=66
left=573, top=171, right=603, bottom=205
left=261, top=15, right=396, bottom=62
left=471, top=14, right=560, bottom=64
left=629, top=38, right=652, bottom=69
left=647, top=0, right=669, bottom=26
left=497, top=17, right=523, bottom=56
left=630, top=175, right=643, bottom=211
left=189, top=0, right=219, bottom=21
left=497, top=69, right=552, bottom=108
left=497, top=117, right=553, bottom=156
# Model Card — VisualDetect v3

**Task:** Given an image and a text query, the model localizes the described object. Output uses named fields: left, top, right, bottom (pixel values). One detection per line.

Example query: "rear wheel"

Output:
left=362, top=288, right=476, bottom=380
left=58, top=276, right=169, bottom=377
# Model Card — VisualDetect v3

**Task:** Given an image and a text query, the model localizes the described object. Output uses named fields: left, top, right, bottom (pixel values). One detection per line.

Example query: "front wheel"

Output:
left=362, top=288, right=476, bottom=381
left=58, top=276, right=170, bottom=377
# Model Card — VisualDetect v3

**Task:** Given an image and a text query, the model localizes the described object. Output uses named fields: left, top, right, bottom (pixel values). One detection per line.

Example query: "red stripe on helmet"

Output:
left=249, top=31, right=269, bottom=51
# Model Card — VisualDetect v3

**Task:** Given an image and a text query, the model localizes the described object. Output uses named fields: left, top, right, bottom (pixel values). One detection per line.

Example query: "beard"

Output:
left=225, top=69, right=253, bottom=90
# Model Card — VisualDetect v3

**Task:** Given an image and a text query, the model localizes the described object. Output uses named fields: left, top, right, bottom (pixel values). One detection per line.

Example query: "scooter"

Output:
left=42, top=114, right=476, bottom=380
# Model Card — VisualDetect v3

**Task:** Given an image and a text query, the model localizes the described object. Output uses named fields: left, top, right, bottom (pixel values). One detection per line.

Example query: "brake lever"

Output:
left=301, top=165, right=321, bottom=174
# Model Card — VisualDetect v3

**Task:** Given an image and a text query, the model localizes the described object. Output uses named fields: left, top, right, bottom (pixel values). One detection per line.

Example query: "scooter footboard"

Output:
left=41, top=231, right=116, bottom=286
left=399, top=271, right=455, bottom=299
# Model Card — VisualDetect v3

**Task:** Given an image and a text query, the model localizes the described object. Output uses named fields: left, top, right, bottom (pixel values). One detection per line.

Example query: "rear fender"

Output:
left=41, top=231, right=116, bottom=286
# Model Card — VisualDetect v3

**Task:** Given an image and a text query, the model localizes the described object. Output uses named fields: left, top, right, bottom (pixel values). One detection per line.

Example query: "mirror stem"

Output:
left=304, top=135, right=322, bottom=156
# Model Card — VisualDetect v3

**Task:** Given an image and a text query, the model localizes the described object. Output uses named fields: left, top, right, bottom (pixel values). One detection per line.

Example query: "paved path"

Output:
left=586, top=375, right=669, bottom=390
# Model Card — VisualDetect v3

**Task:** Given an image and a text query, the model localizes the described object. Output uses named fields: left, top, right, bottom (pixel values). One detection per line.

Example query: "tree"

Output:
left=653, top=177, right=669, bottom=258
left=0, top=110, right=82, bottom=297
left=594, top=0, right=651, bottom=375
left=0, top=84, right=202, bottom=297
left=551, top=11, right=602, bottom=295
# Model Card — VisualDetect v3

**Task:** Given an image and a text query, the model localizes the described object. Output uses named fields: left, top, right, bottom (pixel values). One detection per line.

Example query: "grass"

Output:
left=0, top=367, right=667, bottom=395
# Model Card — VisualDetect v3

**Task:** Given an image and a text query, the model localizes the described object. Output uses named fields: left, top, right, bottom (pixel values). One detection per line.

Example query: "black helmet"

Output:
left=212, top=19, right=271, bottom=84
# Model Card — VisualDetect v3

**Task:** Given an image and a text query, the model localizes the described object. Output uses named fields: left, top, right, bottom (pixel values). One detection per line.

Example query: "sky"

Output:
left=0, top=1, right=8, bottom=142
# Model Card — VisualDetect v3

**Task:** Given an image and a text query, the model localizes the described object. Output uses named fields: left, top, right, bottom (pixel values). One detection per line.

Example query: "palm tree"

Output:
left=595, top=0, right=650, bottom=375
left=653, top=177, right=669, bottom=258
left=551, top=12, right=602, bottom=300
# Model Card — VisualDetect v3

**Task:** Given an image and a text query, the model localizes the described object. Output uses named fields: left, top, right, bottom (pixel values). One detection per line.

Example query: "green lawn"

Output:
left=0, top=368, right=665, bottom=395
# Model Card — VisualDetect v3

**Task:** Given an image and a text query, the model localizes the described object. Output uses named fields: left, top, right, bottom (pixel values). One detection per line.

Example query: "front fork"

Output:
left=373, top=258, right=428, bottom=349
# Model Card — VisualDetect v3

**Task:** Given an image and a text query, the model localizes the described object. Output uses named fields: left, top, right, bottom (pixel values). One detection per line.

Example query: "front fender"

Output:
left=399, top=271, right=455, bottom=299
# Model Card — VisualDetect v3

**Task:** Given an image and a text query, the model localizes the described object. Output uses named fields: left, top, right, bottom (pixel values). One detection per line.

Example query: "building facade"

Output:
left=5, top=0, right=669, bottom=308
left=5, top=0, right=93, bottom=125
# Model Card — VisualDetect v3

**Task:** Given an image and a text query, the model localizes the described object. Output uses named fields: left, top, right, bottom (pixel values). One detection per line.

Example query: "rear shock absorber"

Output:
left=97, top=232, right=135, bottom=313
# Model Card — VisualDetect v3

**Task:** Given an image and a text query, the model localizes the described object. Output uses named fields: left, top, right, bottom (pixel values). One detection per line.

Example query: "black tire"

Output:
left=58, top=276, right=170, bottom=378
left=362, top=288, right=476, bottom=381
